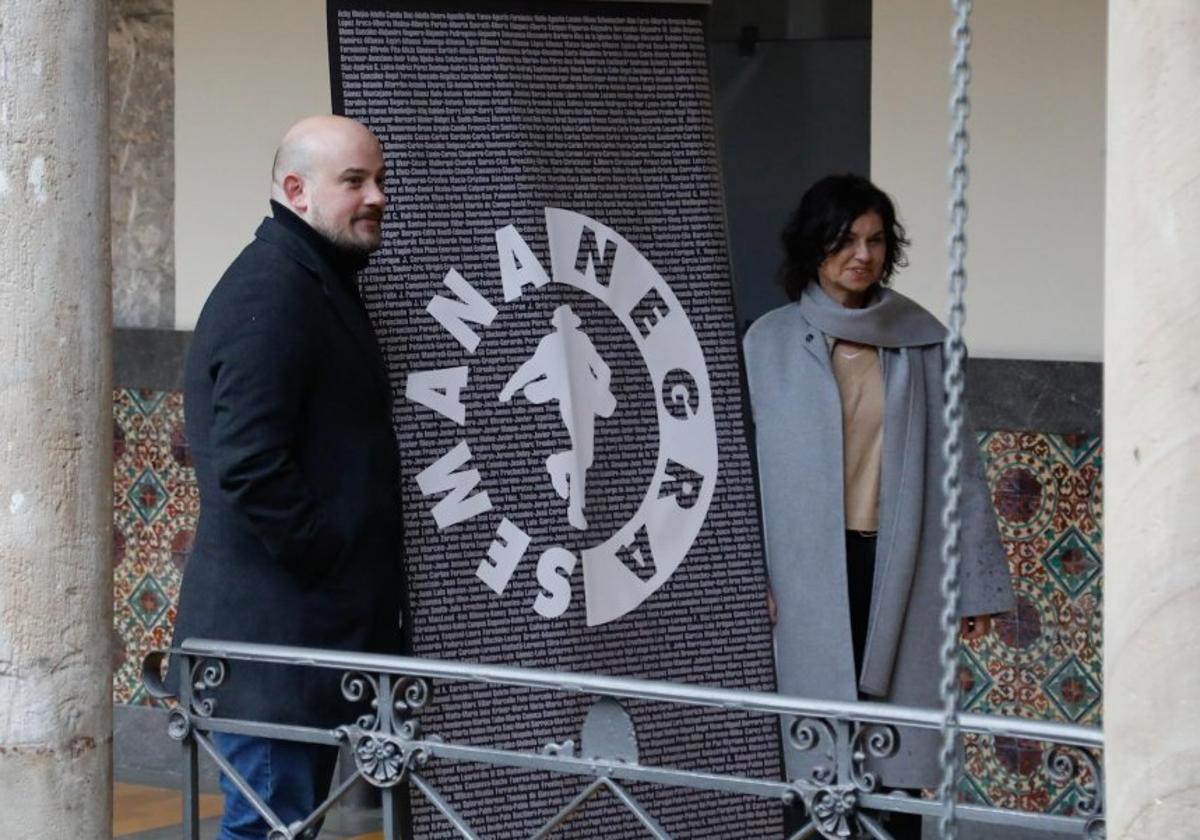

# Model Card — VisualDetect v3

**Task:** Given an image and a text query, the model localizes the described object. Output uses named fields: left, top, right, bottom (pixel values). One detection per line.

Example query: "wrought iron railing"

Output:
left=143, top=639, right=1105, bottom=840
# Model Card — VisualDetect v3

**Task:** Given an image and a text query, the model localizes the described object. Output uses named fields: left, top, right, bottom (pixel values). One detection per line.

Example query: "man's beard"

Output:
left=309, top=207, right=382, bottom=256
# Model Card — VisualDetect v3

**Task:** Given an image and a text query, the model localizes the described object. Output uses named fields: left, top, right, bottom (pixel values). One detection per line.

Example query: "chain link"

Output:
left=938, top=1, right=974, bottom=838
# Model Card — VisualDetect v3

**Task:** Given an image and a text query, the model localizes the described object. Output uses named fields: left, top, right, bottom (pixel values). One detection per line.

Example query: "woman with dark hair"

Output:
left=743, top=174, right=1014, bottom=838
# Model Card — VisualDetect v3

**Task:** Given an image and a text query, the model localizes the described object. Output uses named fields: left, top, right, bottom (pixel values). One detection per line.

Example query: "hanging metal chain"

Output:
left=938, top=1, right=974, bottom=839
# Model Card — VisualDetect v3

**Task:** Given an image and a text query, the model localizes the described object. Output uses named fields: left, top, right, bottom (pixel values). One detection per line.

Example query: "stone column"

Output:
left=1105, top=3, right=1200, bottom=838
left=0, top=1, right=112, bottom=836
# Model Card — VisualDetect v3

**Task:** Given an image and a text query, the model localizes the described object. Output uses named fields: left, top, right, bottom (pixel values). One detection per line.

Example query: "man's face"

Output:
left=305, top=128, right=388, bottom=255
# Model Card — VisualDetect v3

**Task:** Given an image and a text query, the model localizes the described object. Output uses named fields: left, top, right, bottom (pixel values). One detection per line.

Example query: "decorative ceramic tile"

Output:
left=958, top=645, right=993, bottom=711
left=112, top=388, right=197, bottom=704
left=128, top=467, right=170, bottom=524
left=1042, top=528, right=1102, bottom=598
left=1043, top=656, right=1102, bottom=723
left=1048, top=433, right=1102, bottom=469
left=128, top=573, right=171, bottom=629
left=127, top=388, right=167, bottom=417
left=962, top=430, right=1103, bottom=816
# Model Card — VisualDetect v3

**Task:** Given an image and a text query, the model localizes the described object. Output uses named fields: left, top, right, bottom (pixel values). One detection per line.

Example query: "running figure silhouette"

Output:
left=499, top=304, right=616, bottom=530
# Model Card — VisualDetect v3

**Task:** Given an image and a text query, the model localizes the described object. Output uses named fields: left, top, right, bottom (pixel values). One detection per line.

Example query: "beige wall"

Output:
left=175, top=0, right=328, bottom=329
left=872, top=1, right=1106, bottom=361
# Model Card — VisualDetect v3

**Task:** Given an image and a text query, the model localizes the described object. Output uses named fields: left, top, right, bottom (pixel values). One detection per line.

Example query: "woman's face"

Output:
left=817, top=211, right=886, bottom=308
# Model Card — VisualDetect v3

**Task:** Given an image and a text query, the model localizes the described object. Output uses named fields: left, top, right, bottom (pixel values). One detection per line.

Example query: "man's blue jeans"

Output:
left=212, top=732, right=338, bottom=840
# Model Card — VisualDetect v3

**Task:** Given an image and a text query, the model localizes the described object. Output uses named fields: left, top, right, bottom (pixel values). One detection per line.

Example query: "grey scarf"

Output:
left=801, top=282, right=946, bottom=695
left=797, top=282, right=946, bottom=348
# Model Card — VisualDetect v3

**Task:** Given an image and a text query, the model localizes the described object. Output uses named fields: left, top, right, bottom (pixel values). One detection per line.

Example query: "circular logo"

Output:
left=406, top=208, right=717, bottom=625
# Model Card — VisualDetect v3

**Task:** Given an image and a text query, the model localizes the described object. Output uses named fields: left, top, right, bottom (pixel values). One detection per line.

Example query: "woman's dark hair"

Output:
left=779, top=174, right=910, bottom=301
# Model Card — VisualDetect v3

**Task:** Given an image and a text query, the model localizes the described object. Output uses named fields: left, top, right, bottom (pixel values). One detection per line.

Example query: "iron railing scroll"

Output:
left=143, top=641, right=1105, bottom=840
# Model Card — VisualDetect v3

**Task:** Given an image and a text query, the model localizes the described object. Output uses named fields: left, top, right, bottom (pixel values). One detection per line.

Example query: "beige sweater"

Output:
left=830, top=338, right=882, bottom=532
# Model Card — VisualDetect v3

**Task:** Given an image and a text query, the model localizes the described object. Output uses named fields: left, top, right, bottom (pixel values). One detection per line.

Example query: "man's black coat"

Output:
left=171, top=203, right=407, bottom=727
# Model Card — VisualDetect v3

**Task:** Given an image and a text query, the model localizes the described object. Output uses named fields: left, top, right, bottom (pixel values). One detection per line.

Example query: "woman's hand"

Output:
left=767, top=590, right=778, bottom=626
left=960, top=614, right=992, bottom=641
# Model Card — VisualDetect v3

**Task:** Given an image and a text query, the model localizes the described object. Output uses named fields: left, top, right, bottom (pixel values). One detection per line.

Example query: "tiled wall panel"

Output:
left=113, top=389, right=195, bottom=704
left=963, top=431, right=1103, bottom=814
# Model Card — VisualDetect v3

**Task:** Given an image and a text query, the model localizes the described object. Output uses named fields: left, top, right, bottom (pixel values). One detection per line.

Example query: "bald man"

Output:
left=171, top=116, right=410, bottom=839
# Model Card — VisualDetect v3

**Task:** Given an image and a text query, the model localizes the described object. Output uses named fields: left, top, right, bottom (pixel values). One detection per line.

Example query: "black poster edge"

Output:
left=326, top=2, right=345, bottom=115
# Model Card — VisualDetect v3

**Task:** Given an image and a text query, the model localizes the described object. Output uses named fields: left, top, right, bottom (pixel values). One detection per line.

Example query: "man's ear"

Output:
left=282, top=172, right=308, bottom=214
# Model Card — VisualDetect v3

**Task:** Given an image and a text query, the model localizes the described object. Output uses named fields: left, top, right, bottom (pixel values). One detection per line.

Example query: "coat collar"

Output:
left=765, top=302, right=833, bottom=371
left=265, top=200, right=369, bottom=279
left=254, top=208, right=392, bottom=402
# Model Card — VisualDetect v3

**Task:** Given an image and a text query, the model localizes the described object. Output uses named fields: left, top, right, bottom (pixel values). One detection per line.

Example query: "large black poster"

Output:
left=328, top=2, right=781, bottom=836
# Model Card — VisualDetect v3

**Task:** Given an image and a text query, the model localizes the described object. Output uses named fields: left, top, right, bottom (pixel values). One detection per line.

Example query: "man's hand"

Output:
left=767, top=590, right=777, bottom=626
left=960, top=614, right=992, bottom=641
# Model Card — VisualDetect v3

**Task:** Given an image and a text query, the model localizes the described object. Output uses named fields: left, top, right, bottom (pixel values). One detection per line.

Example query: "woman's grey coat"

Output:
left=743, top=290, right=1014, bottom=788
